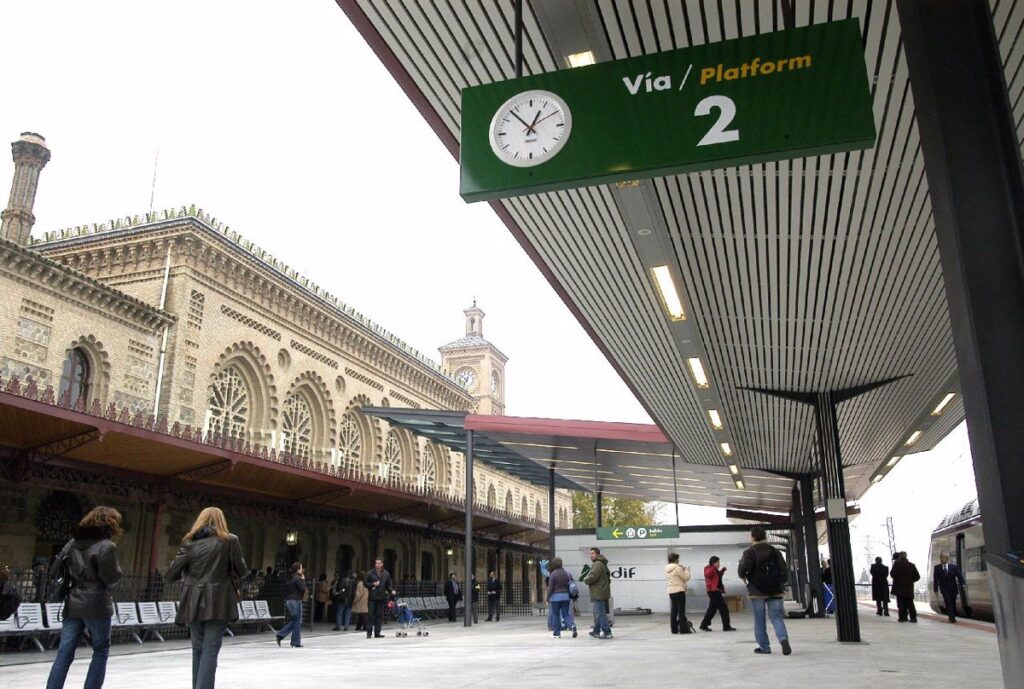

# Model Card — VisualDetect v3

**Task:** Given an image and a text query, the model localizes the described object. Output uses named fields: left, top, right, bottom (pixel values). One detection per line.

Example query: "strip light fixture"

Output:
left=728, top=464, right=739, bottom=474
left=708, top=409, right=724, bottom=430
left=720, top=442, right=733, bottom=456
left=687, top=357, right=709, bottom=387
left=905, top=430, right=923, bottom=446
left=566, top=51, right=595, bottom=68
left=651, top=265, right=686, bottom=321
left=887, top=456, right=901, bottom=467
left=931, top=392, right=956, bottom=416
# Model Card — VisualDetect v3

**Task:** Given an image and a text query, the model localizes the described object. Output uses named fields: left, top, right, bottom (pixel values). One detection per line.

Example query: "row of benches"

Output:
left=0, top=600, right=285, bottom=652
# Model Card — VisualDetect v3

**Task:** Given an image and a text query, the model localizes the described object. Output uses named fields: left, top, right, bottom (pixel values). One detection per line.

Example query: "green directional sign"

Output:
left=596, top=525, right=680, bottom=541
left=460, top=19, right=875, bottom=202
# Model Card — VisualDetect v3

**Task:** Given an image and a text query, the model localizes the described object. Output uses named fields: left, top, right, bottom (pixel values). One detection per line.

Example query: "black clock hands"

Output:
left=509, top=110, right=533, bottom=132
left=526, top=110, right=542, bottom=134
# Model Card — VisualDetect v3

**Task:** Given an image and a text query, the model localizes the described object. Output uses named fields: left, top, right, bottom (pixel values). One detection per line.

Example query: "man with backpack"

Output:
left=737, top=526, right=791, bottom=656
left=584, top=547, right=613, bottom=639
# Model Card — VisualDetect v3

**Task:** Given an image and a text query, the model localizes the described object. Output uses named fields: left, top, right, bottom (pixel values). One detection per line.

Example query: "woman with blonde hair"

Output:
left=166, top=507, right=247, bottom=689
left=46, top=506, right=123, bottom=689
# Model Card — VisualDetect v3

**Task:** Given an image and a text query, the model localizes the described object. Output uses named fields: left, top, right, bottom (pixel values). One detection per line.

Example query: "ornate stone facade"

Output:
left=0, top=135, right=571, bottom=580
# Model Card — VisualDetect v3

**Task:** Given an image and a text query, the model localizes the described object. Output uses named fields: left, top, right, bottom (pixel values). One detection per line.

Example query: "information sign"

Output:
left=596, top=525, right=680, bottom=540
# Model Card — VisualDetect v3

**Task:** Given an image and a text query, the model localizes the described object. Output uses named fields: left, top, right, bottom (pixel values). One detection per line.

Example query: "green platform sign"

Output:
left=597, top=525, right=680, bottom=541
left=460, top=19, right=875, bottom=202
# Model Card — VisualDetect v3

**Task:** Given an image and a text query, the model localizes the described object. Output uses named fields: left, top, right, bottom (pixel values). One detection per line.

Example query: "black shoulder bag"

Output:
left=47, top=543, right=74, bottom=604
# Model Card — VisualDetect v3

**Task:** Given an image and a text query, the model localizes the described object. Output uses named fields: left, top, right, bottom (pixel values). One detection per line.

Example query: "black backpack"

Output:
left=0, top=579, right=21, bottom=621
left=749, top=548, right=788, bottom=594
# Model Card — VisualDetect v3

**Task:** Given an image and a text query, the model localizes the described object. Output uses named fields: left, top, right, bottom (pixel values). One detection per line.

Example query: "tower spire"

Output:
left=1, top=132, right=50, bottom=245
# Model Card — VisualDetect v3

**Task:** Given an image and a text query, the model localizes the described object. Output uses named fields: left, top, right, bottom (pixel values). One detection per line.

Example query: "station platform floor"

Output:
left=0, top=607, right=1002, bottom=689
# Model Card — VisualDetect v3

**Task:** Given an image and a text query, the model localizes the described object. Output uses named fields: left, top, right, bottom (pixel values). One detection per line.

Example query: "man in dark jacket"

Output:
left=890, top=552, right=920, bottom=622
left=485, top=571, right=501, bottom=621
left=737, top=526, right=791, bottom=656
left=933, top=553, right=966, bottom=623
left=469, top=574, right=480, bottom=623
left=444, top=573, right=462, bottom=622
left=45, top=506, right=123, bottom=689
left=275, top=563, right=307, bottom=647
left=870, top=557, right=891, bottom=616
left=332, top=571, right=357, bottom=631
left=364, top=557, right=394, bottom=638
left=584, top=547, right=612, bottom=639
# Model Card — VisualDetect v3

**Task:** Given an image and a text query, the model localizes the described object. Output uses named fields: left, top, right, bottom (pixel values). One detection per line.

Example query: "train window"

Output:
left=966, top=546, right=987, bottom=572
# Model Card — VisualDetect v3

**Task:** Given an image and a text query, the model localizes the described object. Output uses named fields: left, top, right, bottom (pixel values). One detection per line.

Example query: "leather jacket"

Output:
left=59, top=526, right=122, bottom=619
left=165, top=528, right=247, bottom=624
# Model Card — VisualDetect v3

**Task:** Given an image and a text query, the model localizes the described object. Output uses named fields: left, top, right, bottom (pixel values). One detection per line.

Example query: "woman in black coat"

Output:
left=166, top=507, right=247, bottom=689
left=869, top=556, right=891, bottom=616
left=45, top=506, right=123, bottom=689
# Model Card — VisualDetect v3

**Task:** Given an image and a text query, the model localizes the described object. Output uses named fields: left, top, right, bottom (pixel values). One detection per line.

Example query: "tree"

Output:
left=572, top=492, right=660, bottom=529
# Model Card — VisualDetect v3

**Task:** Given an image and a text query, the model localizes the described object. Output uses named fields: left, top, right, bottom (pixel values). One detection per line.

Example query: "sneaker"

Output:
left=552, top=634, right=561, bottom=639
left=781, top=639, right=792, bottom=656
left=754, top=648, right=771, bottom=654
left=602, top=633, right=613, bottom=639
left=588, top=631, right=600, bottom=638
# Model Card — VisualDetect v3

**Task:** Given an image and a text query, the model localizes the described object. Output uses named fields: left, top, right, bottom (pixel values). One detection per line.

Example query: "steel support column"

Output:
left=464, top=429, right=474, bottom=628
left=812, top=392, right=859, bottom=642
left=790, top=484, right=808, bottom=608
left=799, top=475, right=824, bottom=617
left=548, top=466, right=556, bottom=559
left=898, top=2, right=1024, bottom=685
left=595, top=491, right=603, bottom=528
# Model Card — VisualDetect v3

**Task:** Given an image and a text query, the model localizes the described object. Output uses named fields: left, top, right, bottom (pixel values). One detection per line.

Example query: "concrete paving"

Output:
left=0, top=608, right=1002, bottom=689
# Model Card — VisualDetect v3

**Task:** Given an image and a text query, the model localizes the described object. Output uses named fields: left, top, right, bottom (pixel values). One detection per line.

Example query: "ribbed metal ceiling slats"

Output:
left=348, top=0, right=1008, bottom=509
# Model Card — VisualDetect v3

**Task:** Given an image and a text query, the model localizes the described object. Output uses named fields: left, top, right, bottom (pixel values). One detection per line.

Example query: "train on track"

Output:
left=928, top=498, right=993, bottom=621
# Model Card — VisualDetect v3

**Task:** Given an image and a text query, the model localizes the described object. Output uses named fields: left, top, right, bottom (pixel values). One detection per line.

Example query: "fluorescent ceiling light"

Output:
left=871, top=474, right=883, bottom=483
left=687, top=357, right=709, bottom=388
left=566, top=51, right=595, bottom=68
left=887, top=456, right=900, bottom=467
left=708, top=409, right=724, bottom=429
left=735, top=480, right=745, bottom=490
left=720, top=442, right=733, bottom=456
left=931, top=392, right=956, bottom=416
left=905, top=431, right=923, bottom=446
left=728, top=464, right=739, bottom=474
left=651, top=265, right=686, bottom=321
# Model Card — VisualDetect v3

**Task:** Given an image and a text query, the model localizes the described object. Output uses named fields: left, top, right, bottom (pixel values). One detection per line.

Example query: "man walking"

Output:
left=700, top=556, right=736, bottom=632
left=485, top=571, right=501, bottom=621
left=444, top=573, right=461, bottom=622
left=737, top=526, right=791, bottom=655
left=364, top=557, right=394, bottom=639
left=933, top=553, right=965, bottom=623
left=584, top=547, right=612, bottom=639
left=891, top=551, right=920, bottom=623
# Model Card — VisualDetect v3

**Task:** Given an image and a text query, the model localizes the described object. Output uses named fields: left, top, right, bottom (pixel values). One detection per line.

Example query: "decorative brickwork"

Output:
left=290, top=339, right=338, bottom=369
left=345, top=367, right=384, bottom=392
left=220, top=304, right=282, bottom=341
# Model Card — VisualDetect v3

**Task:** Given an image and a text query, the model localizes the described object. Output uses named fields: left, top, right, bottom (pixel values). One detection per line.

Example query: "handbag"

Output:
left=47, top=544, right=73, bottom=604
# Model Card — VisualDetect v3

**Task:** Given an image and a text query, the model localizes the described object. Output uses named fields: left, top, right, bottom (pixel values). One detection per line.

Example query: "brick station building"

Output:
left=0, top=132, right=571, bottom=593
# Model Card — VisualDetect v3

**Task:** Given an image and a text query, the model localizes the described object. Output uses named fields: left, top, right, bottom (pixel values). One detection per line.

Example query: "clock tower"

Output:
left=439, top=302, right=508, bottom=415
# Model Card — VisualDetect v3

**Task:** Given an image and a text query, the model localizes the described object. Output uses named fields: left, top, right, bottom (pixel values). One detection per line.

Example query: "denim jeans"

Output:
left=45, top=616, right=112, bottom=689
left=277, top=599, right=303, bottom=646
left=750, top=597, right=788, bottom=652
left=334, top=605, right=352, bottom=630
left=549, top=599, right=574, bottom=636
left=188, top=620, right=227, bottom=689
left=592, top=599, right=611, bottom=635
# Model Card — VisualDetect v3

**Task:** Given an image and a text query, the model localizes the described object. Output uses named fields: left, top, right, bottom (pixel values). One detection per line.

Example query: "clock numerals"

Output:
left=489, top=90, right=573, bottom=168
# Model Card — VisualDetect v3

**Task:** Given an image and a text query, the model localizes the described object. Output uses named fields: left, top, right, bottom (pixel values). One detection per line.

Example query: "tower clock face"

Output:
left=489, top=89, right=572, bottom=168
left=456, top=368, right=476, bottom=389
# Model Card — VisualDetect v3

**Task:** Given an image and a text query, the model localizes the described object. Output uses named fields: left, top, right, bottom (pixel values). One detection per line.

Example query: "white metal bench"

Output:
left=111, top=602, right=143, bottom=644
left=137, top=601, right=175, bottom=642
left=254, top=599, right=284, bottom=633
left=0, top=603, right=47, bottom=651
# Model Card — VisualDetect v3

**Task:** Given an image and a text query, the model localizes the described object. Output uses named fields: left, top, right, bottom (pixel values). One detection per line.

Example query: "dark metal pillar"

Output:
left=800, top=475, right=824, bottom=617
left=595, top=491, right=603, bottom=528
left=464, top=429, right=474, bottom=627
left=898, top=4, right=1024, bottom=684
left=514, top=0, right=524, bottom=78
left=548, top=466, right=556, bottom=559
left=790, top=484, right=808, bottom=607
left=812, top=393, right=859, bottom=642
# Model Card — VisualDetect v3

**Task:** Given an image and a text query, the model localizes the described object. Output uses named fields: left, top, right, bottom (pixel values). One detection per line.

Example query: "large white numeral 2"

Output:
left=694, top=95, right=740, bottom=146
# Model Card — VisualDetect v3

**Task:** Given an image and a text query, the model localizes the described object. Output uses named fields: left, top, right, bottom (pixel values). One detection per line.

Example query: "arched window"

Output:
left=208, top=365, right=250, bottom=439
left=535, top=500, right=543, bottom=522
left=281, top=392, right=313, bottom=458
left=58, top=348, right=90, bottom=408
left=486, top=484, right=497, bottom=509
left=383, top=430, right=402, bottom=480
left=505, top=490, right=513, bottom=513
left=419, top=445, right=437, bottom=490
left=338, top=412, right=362, bottom=469
left=521, top=495, right=528, bottom=516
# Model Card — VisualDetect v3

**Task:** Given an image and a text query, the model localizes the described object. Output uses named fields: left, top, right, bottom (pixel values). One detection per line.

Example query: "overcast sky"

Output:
left=0, top=1, right=978, bottom=568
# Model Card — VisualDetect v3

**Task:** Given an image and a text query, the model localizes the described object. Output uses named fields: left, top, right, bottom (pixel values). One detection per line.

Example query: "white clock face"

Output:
left=489, top=89, right=572, bottom=168
left=490, top=371, right=499, bottom=395
left=456, top=368, right=476, bottom=389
